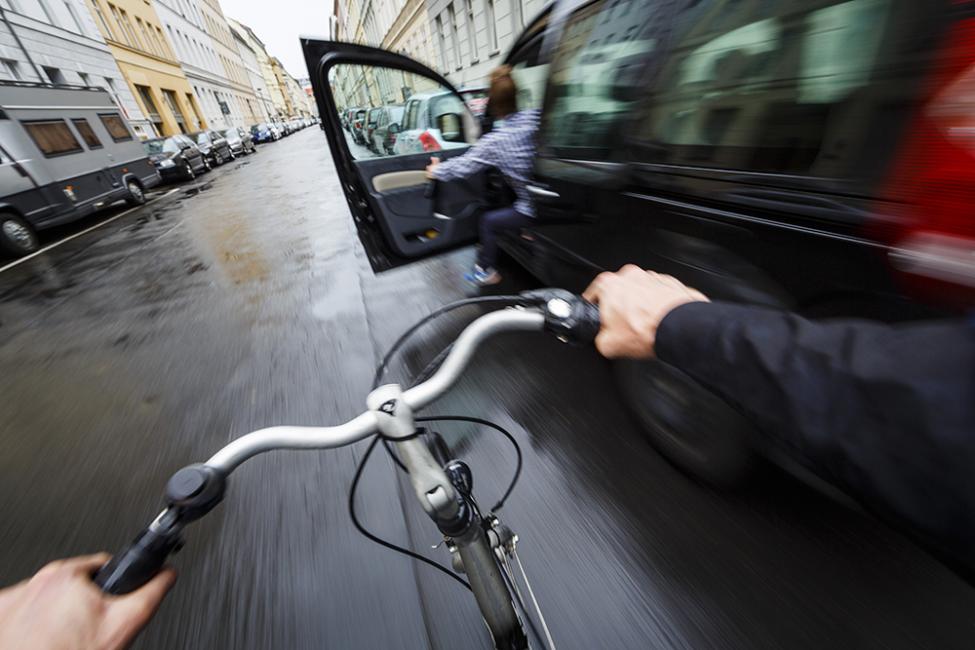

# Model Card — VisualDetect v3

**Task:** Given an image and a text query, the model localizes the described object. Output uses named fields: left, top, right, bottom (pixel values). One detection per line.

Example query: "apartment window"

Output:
left=0, top=59, right=22, bottom=81
left=448, top=4, right=461, bottom=69
left=43, top=66, right=65, bottom=84
left=511, top=0, right=523, bottom=32
left=108, top=4, right=129, bottom=45
left=186, top=92, right=203, bottom=129
left=135, top=18, right=154, bottom=54
left=435, top=15, right=448, bottom=72
left=78, top=71, right=90, bottom=85
left=465, top=0, right=477, bottom=62
left=71, top=118, right=102, bottom=148
left=63, top=1, right=85, bottom=34
left=23, top=120, right=83, bottom=157
left=99, top=113, right=132, bottom=141
left=161, top=89, right=187, bottom=133
left=37, top=0, right=58, bottom=26
left=156, top=27, right=170, bottom=58
left=134, top=85, right=163, bottom=133
left=91, top=1, right=113, bottom=38
left=485, top=0, right=498, bottom=52
left=120, top=9, right=141, bottom=49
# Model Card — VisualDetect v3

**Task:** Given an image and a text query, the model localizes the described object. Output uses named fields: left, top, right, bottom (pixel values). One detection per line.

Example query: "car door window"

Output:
left=537, top=0, right=665, bottom=161
left=631, top=0, right=909, bottom=180
left=327, top=63, right=477, bottom=159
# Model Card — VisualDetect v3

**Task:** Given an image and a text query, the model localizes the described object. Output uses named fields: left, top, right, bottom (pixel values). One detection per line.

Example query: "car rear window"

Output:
left=632, top=0, right=930, bottom=180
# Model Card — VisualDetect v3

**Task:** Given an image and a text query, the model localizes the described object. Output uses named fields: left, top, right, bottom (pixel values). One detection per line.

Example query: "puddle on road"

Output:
left=182, top=182, right=213, bottom=197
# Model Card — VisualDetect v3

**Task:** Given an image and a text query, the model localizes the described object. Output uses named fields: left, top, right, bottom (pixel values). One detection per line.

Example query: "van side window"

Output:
left=99, top=113, right=133, bottom=142
left=538, top=0, right=663, bottom=160
left=22, top=120, right=84, bottom=157
left=633, top=0, right=903, bottom=178
left=71, top=118, right=103, bottom=149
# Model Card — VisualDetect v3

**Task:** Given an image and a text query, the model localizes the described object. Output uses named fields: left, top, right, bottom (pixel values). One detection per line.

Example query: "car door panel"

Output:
left=302, top=38, right=487, bottom=272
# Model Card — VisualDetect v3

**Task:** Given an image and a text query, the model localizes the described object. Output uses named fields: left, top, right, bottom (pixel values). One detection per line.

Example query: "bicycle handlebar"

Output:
left=94, top=291, right=599, bottom=594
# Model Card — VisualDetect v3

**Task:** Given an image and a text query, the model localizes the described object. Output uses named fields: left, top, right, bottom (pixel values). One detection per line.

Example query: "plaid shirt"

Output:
left=432, top=109, right=540, bottom=217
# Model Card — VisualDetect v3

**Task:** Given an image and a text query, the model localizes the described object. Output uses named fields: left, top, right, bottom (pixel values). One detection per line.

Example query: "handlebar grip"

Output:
left=570, top=299, right=600, bottom=343
left=523, top=289, right=600, bottom=344
left=94, top=527, right=181, bottom=595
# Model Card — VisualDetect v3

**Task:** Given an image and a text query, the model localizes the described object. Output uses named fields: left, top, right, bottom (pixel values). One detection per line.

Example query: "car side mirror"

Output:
left=436, top=113, right=463, bottom=142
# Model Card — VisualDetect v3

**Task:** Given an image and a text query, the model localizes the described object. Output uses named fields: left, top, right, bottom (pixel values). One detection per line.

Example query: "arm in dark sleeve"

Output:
left=656, top=302, right=975, bottom=565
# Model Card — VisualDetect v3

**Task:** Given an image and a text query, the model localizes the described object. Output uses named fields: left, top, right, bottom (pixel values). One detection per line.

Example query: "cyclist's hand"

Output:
left=583, top=265, right=708, bottom=359
left=0, top=553, right=175, bottom=650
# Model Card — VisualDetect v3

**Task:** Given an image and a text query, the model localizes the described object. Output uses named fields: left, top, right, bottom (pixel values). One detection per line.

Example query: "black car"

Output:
left=223, top=127, right=256, bottom=156
left=303, top=0, right=974, bottom=489
left=142, top=135, right=207, bottom=181
left=369, top=104, right=405, bottom=155
left=192, top=129, right=233, bottom=166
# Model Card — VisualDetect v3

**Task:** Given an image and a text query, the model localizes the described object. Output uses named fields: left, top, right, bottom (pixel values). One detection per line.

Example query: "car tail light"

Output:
left=878, top=16, right=975, bottom=305
left=419, top=130, right=441, bottom=152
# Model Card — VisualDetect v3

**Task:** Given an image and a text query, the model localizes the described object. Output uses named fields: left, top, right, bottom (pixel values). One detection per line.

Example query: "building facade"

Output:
left=230, top=22, right=272, bottom=122
left=0, top=0, right=150, bottom=137
left=83, top=0, right=202, bottom=137
left=152, top=0, right=243, bottom=131
left=423, top=0, right=544, bottom=87
left=192, top=0, right=257, bottom=128
left=229, top=18, right=288, bottom=120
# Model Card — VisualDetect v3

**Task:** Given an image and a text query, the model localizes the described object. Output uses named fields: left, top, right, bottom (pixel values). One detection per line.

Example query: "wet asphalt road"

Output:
left=1, top=128, right=973, bottom=649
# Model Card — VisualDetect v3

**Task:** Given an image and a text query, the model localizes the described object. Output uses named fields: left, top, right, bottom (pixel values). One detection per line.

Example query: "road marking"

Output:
left=0, top=188, right=180, bottom=275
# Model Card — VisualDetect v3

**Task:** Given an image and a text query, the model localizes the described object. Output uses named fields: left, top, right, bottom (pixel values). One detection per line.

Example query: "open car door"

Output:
left=302, top=40, right=490, bottom=273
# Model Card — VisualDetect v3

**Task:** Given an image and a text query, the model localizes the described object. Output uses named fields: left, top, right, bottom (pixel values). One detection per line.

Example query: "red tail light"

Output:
left=419, top=130, right=441, bottom=152
left=879, top=17, right=975, bottom=305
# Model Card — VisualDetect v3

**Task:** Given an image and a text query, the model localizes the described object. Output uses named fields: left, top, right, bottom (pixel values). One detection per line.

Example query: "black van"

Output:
left=302, top=0, right=975, bottom=484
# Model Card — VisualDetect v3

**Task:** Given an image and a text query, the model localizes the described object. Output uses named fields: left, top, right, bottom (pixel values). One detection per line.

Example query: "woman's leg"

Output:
left=477, top=207, right=532, bottom=269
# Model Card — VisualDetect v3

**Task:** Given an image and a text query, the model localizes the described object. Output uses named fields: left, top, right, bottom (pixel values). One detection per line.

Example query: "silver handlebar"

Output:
left=205, top=308, right=546, bottom=473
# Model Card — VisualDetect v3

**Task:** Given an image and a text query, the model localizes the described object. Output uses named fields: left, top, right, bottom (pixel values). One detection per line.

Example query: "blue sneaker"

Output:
left=464, top=265, right=502, bottom=286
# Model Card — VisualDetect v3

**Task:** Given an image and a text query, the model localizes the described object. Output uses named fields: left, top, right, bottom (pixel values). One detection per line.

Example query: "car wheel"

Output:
left=228, top=149, right=236, bottom=160
left=124, top=180, right=146, bottom=206
left=613, top=358, right=759, bottom=487
left=203, top=157, right=212, bottom=171
left=184, top=162, right=195, bottom=180
left=0, top=212, right=39, bottom=257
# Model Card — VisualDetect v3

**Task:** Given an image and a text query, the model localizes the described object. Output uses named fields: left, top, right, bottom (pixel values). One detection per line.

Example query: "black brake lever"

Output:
left=518, top=289, right=600, bottom=344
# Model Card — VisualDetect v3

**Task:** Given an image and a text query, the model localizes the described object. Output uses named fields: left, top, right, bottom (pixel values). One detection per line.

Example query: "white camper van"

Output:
left=0, top=82, right=160, bottom=256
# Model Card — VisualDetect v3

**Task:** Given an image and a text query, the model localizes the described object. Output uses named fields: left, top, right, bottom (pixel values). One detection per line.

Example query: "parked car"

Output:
left=390, top=91, right=470, bottom=155
left=303, top=0, right=975, bottom=499
left=458, top=86, right=488, bottom=118
left=192, top=129, right=233, bottom=166
left=369, top=104, right=405, bottom=155
left=0, top=82, right=159, bottom=256
left=223, top=127, right=256, bottom=156
left=251, top=123, right=276, bottom=143
left=143, top=135, right=208, bottom=182
left=350, top=108, right=368, bottom=144
left=364, top=107, right=384, bottom=153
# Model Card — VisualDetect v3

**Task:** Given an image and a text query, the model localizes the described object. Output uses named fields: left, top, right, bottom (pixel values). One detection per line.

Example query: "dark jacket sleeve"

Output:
left=656, top=301, right=975, bottom=566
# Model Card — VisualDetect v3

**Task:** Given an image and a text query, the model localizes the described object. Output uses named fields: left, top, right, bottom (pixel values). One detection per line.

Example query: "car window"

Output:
left=196, top=132, right=209, bottom=144
left=632, top=0, right=909, bottom=180
left=162, top=138, right=180, bottom=154
left=538, top=0, right=664, bottom=160
left=328, top=63, right=475, bottom=160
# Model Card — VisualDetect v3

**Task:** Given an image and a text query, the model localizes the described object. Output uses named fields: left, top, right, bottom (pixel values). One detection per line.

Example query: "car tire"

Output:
left=203, top=157, right=212, bottom=171
left=184, top=162, right=195, bottom=180
left=124, top=180, right=146, bottom=206
left=613, top=358, right=759, bottom=487
left=0, top=211, right=39, bottom=257
left=228, top=149, right=236, bottom=161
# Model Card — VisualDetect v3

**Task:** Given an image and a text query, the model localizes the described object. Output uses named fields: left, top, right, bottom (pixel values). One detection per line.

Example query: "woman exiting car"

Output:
left=426, top=65, right=539, bottom=287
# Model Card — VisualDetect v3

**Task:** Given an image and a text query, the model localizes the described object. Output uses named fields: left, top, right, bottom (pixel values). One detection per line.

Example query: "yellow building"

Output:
left=85, top=0, right=205, bottom=137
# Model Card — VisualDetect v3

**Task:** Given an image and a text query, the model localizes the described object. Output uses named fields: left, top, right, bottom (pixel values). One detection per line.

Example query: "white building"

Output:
left=424, top=0, right=545, bottom=87
left=152, top=0, right=254, bottom=130
left=230, top=22, right=271, bottom=122
left=0, top=0, right=150, bottom=137
left=196, top=0, right=256, bottom=127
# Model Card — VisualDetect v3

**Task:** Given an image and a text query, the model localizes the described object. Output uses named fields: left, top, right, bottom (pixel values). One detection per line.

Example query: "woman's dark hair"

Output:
left=487, top=65, right=518, bottom=118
